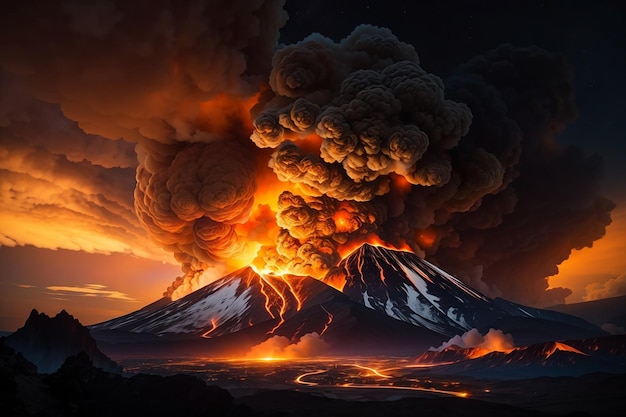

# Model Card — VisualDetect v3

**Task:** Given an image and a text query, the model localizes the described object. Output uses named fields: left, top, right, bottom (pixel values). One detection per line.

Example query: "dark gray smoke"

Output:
left=0, top=2, right=614, bottom=305
left=252, top=33, right=614, bottom=306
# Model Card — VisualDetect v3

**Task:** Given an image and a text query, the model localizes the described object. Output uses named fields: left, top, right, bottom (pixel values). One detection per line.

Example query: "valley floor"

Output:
left=118, top=357, right=626, bottom=417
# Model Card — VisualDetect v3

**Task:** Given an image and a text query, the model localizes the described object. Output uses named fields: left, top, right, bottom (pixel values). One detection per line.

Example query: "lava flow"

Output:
left=250, top=266, right=306, bottom=334
left=293, top=361, right=471, bottom=398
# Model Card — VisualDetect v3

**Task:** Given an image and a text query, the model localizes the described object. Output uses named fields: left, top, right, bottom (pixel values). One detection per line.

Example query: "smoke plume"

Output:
left=0, top=2, right=614, bottom=305
left=246, top=332, right=329, bottom=359
left=584, top=273, right=626, bottom=301
left=1, top=0, right=288, bottom=297
left=431, top=328, right=515, bottom=353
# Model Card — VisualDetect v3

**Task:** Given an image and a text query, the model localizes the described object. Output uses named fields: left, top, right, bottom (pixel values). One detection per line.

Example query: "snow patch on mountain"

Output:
left=165, top=279, right=251, bottom=333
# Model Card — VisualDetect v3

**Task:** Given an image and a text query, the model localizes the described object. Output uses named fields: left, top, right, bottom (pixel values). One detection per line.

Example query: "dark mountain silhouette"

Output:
left=547, top=295, right=626, bottom=333
left=4, top=309, right=121, bottom=374
left=415, top=334, right=626, bottom=379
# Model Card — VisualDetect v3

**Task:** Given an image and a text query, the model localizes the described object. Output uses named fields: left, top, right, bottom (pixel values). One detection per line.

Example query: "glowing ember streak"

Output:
left=293, top=366, right=470, bottom=398
left=352, top=364, right=392, bottom=379
left=294, top=369, right=325, bottom=386
left=545, top=342, right=589, bottom=358
left=404, top=363, right=454, bottom=368
left=260, top=275, right=289, bottom=334
left=257, top=276, right=278, bottom=319
left=201, top=318, right=219, bottom=339
left=278, top=275, right=303, bottom=312
left=319, top=304, right=333, bottom=336
left=337, top=236, right=412, bottom=259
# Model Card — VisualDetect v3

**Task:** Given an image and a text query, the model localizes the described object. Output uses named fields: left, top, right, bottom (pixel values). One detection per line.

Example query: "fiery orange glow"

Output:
left=390, top=173, right=412, bottom=193
left=261, top=275, right=292, bottom=334
left=279, top=275, right=303, bottom=312
left=352, top=363, right=393, bottom=379
left=249, top=266, right=305, bottom=334
left=245, top=332, right=329, bottom=360
left=548, top=204, right=626, bottom=302
left=290, top=132, right=324, bottom=155
left=201, top=318, right=219, bottom=339
left=337, top=235, right=412, bottom=259
left=197, top=91, right=261, bottom=134
left=257, top=274, right=278, bottom=320
left=323, top=269, right=347, bottom=292
left=292, top=361, right=471, bottom=398
left=545, top=342, right=588, bottom=358
left=465, top=346, right=515, bottom=359
left=319, top=304, right=334, bottom=336
left=322, top=239, right=413, bottom=292
left=332, top=208, right=355, bottom=233
left=415, top=228, right=437, bottom=250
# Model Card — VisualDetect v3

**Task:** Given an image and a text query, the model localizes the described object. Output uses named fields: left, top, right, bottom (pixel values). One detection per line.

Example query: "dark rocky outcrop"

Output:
left=4, top=309, right=121, bottom=374
left=0, top=339, right=251, bottom=417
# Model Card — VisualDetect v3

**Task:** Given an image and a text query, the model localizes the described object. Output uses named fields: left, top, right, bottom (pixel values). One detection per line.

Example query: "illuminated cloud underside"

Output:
left=46, top=284, right=137, bottom=302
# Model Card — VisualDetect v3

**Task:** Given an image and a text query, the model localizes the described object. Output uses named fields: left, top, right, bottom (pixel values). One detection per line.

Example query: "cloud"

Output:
left=46, top=284, right=137, bottom=302
left=0, top=1, right=287, bottom=295
left=246, top=332, right=329, bottom=359
left=584, top=273, right=626, bottom=301
left=0, top=70, right=171, bottom=262
left=431, top=328, right=515, bottom=353
left=0, top=3, right=615, bottom=307
left=251, top=34, right=614, bottom=307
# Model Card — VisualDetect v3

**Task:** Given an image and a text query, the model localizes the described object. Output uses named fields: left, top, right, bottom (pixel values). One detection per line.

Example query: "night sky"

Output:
left=1, top=0, right=624, bottom=331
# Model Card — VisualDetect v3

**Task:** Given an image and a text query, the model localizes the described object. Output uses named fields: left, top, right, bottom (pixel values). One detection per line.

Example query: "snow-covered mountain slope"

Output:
left=330, top=244, right=601, bottom=337
left=92, top=243, right=603, bottom=352
left=90, top=267, right=338, bottom=338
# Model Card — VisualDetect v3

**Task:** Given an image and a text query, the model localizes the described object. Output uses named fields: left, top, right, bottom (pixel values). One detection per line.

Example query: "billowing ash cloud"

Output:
left=584, top=273, right=626, bottom=301
left=250, top=25, right=474, bottom=278
left=0, top=70, right=166, bottom=259
left=252, top=32, right=614, bottom=305
left=0, top=2, right=615, bottom=306
left=0, top=0, right=288, bottom=297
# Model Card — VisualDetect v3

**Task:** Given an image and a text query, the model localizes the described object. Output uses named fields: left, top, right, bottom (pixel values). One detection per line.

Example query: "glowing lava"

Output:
left=250, top=266, right=305, bottom=334
left=545, top=342, right=589, bottom=358
left=319, top=304, right=334, bottom=336
left=293, top=361, right=471, bottom=398
left=201, top=318, right=219, bottom=339
left=337, top=236, right=412, bottom=259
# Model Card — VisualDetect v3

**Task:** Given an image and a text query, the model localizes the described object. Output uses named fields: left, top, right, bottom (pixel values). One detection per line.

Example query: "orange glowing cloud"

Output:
left=246, top=332, right=329, bottom=360
left=337, top=235, right=411, bottom=259
left=46, top=284, right=138, bottom=302
left=548, top=203, right=626, bottom=303
left=197, top=91, right=261, bottom=136
left=431, top=328, right=515, bottom=358
left=0, top=165, right=171, bottom=263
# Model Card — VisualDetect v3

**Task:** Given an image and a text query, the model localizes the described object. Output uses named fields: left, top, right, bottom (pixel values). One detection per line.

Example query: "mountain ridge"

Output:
left=90, top=244, right=605, bottom=356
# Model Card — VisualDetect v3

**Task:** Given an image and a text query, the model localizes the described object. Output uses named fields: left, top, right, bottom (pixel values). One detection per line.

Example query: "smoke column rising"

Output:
left=0, top=1, right=614, bottom=305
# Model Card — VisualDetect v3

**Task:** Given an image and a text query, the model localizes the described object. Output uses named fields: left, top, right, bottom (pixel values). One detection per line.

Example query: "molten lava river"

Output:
left=120, top=357, right=473, bottom=400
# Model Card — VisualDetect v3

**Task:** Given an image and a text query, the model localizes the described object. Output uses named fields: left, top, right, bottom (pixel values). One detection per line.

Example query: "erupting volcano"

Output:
left=91, top=244, right=604, bottom=357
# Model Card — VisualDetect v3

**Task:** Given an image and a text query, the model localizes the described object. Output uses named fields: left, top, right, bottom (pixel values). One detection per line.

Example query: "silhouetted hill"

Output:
left=0, top=339, right=247, bottom=417
left=4, top=309, right=121, bottom=374
left=547, top=295, right=626, bottom=333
